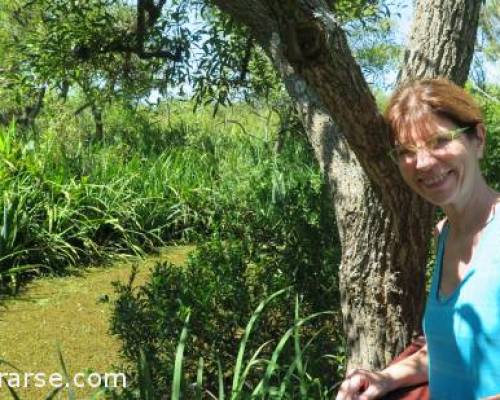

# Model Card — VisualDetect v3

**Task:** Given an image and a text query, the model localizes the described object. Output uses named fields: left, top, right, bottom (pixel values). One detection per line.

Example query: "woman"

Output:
left=336, top=78, right=500, bottom=400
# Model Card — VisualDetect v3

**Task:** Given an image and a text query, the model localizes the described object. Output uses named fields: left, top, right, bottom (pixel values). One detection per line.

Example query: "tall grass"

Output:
left=0, top=100, right=319, bottom=291
left=0, top=98, right=345, bottom=398
left=111, top=289, right=342, bottom=400
left=0, top=293, right=342, bottom=400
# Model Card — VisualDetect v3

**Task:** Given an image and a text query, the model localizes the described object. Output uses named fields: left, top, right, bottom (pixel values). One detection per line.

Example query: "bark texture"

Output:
left=212, top=0, right=482, bottom=369
left=398, top=0, right=481, bottom=85
left=268, top=33, right=433, bottom=369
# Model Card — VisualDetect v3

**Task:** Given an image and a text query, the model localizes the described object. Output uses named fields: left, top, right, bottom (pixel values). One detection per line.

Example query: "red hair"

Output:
left=384, top=78, right=483, bottom=144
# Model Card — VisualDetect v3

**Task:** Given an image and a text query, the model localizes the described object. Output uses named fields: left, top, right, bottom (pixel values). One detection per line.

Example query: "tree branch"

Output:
left=211, top=0, right=482, bottom=213
left=137, top=0, right=146, bottom=53
left=20, top=87, right=46, bottom=128
left=211, top=0, right=275, bottom=45
left=100, top=40, right=182, bottom=61
left=74, top=102, right=92, bottom=116
left=74, top=0, right=180, bottom=62
left=212, top=0, right=404, bottom=208
left=238, top=37, right=254, bottom=83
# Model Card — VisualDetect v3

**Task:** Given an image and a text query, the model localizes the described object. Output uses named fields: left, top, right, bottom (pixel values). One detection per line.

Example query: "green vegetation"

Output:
left=1, top=95, right=345, bottom=398
left=0, top=245, right=193, bottom=400
left=111, top=241, right=342, bottom=397
left=0, top=99, right=313, bottom=288
left=111, top=290, right=341, bottom=400
left=479, top=88, right=500, bottom=191
left=1, top=88, right=498, bottom=398
left=1, top=0, right=499, bottom=397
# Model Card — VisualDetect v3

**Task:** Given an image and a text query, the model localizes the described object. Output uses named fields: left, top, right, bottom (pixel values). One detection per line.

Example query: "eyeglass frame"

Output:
left=388, top=126, right=475, bottom=164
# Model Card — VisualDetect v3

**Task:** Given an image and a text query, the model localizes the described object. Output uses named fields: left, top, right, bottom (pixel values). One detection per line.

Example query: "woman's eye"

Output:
left=433, top=137, right=452, bottom=147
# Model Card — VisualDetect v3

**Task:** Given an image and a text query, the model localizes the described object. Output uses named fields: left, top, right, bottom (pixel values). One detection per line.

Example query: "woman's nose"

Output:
left=415, top=148, right=436, bottom=170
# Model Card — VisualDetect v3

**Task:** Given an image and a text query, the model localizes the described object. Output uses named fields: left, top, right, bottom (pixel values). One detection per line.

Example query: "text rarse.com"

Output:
left=0, top=371, right=127, bottom=389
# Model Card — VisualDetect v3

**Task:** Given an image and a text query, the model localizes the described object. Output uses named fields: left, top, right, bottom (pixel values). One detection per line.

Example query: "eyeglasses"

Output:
left=388, top=127, right=469, bottom=164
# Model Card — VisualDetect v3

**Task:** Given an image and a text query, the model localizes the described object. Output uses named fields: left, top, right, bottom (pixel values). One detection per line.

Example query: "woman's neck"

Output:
left=443, top=180, right=499, bottom=236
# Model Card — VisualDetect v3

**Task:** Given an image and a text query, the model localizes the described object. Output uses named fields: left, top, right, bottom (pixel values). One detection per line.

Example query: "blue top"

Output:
left=423, top=206, right=500, bottom=399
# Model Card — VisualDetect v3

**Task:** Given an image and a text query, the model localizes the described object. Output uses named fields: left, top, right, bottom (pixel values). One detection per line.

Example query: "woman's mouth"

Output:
left=419, top=170, right=453, bottom=189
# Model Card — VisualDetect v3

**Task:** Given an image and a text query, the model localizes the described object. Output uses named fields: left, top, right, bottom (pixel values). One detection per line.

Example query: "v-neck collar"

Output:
left=436, top=202, right=499, bottom=303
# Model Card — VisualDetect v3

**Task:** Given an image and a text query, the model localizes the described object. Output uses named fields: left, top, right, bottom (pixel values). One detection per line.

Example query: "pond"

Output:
left=0, top=246, right=194, bottom=400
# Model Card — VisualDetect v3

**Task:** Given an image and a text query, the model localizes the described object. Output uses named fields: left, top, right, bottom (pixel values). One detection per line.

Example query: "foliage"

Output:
left=0, top=0, right=402, bottom=135
left=479, top=85, right=500, bottom=190
left=0, top=99, right=333, bottom=286
left=1, top=294, right=342, bottom=400
left=109, top=125, right=343, bottom=395
left=111, top=268, right=344, bottom=399
left=2, top=0, right=191, bottom=98
left=348, top=17, right=399, bottom=88
left=471, top=0, right=499, bottom=87
left=479, top=0, right=500, bottom=61
left=0, top=86, right=346, bottom=394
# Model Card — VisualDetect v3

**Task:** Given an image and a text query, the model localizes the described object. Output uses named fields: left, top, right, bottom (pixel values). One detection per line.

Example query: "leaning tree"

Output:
left=209, top=0, right=482, bottom=370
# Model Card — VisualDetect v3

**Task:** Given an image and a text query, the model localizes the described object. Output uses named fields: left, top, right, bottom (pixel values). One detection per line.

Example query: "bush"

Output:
left=480, top=89, right=500, bottom=191
left=110, top=162, right=345, bottom=397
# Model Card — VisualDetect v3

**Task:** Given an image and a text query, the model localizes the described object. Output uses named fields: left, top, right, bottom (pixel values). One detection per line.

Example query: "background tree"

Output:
left=480, top=0, right=499, bottom=60
left=1, top=0, right=192, bottom=140
left=471, top=0, right=499, bottom=88
left=0, top=1, right=47, bottom=130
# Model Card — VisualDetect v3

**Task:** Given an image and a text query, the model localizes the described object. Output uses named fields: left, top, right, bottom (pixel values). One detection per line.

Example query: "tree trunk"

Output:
left=212, top=0, right=482, bottom=369
left=269, top=42, right=433, bottom=369
left=91, top=103, right=104, bottom=143
left=23, top=87, right=46, bottom=130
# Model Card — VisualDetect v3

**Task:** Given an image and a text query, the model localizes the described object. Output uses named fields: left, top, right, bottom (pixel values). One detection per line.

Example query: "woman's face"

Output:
left=396, top=115, right=485, bottom=208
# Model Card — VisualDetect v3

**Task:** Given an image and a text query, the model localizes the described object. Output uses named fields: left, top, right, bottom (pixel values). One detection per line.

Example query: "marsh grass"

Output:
left=0, top=100, right=309, bottom=291
left=0, top=98, right=344, bottom=398
left=114, top=290, right=341, bottom=400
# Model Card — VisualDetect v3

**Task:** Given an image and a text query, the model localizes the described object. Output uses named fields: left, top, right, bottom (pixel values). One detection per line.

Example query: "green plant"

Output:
left=111, top=226, right=343, bottom=397
left=0, top=99, right=339, bottom=294
left=109, top=290, right=343, bottom=399
left=480, top=89, right=500, bottom=191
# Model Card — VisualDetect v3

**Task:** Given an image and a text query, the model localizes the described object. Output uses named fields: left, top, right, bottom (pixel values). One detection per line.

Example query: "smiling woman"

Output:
left=386, top=79, right=487, bottom=209
left=336, top=78, right=500, bottom=400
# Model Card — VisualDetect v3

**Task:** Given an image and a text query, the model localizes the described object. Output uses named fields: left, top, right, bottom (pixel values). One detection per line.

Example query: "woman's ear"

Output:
left=474, top=123, right=486, bottom=159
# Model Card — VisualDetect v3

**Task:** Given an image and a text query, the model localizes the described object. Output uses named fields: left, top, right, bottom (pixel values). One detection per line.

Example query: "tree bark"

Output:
left=398, top=0, right=481, bottom=85
left=212, top=0, right=482, bottom=369
left=91, top=103, right=104, bottom=143
left=267, top=35, right=433, bottom=370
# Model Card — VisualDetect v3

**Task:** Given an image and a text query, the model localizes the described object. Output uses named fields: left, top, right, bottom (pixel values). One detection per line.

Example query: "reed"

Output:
left=0, top=100, right=318, bottom=292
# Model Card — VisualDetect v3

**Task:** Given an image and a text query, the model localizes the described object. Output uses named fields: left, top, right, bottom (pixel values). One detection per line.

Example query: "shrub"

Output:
left=111, top=169, right=344, bottom=396
left=481, top=90, right=500, bottom=191
left=108, top=289, right=341, bottom=400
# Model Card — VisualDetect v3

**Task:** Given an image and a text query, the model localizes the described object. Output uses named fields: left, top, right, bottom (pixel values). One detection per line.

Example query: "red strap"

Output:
left=383, top=337, right=429, bottom=400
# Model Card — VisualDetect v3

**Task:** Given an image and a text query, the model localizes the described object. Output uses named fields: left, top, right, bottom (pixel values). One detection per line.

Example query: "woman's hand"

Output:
left=335, top=343, right=428, bottom=399
left=335, top=369, right=393, bottom=400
